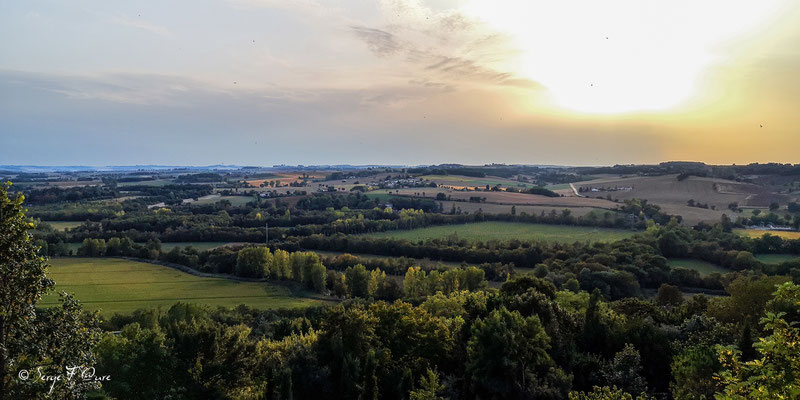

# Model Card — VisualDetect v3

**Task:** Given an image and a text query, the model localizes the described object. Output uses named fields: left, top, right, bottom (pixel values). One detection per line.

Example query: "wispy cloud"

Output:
left=350, top=26, right=404, bottom=57
left=111, top=15, right=173, bottom=38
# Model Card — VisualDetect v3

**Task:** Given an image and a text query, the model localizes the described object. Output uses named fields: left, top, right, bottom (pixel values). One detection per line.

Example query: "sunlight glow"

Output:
left=464, top=0, right=786, bottom=114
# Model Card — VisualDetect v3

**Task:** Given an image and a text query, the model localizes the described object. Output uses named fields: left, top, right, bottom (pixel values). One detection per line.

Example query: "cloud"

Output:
left=350, top=26, right=404, bottom=57
left=111, top=15, right=173, bottom=38
left=345, top=1, right=535, bottom=91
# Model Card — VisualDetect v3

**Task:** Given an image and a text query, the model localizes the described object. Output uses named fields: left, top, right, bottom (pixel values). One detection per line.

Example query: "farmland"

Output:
left=41, top=220, right=83, bottom=231
left=667, top=258, right=730, bottom=276
left=369, top=188, right=619, bottom=207
left=41, top=258, right=325, bottom=315
left=365, top=221, right=636, bottom=243
left=571, top=174, right=794, bottom=224
left=184, top=194, right=253, bottom=206
left=419, top=174, right=538, bottom=190
left=736, top=229, right=800, bottom=240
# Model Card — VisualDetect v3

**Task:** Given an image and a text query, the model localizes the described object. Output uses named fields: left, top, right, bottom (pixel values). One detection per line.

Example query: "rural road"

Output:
left=569, top=183, right=584, bottom=197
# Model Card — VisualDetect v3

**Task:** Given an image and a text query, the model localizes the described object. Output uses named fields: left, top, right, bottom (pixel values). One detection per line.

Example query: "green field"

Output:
left=667, top=258, right=730, bottom=276
left=364, top=222, right=635, bottom=243
left=754, top=254, right=800, bottom=264
left=42, top=221, right=83, bottom=231
left=42, top=258, right=322, bottom=314
left=190, top=195, right=253, bottom=206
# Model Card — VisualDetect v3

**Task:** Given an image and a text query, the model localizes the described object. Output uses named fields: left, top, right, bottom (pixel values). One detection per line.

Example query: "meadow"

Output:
left=41, top=258, right=322, bottom=314
left=667, top=258, right=730, bottom=276
left=42, top=220, right=83, bottom=231
left=364, top=221, right=635, bottom=243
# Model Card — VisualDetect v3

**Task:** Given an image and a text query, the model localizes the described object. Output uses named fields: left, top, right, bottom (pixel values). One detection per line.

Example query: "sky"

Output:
left=1, top=0, right=799, bottom=166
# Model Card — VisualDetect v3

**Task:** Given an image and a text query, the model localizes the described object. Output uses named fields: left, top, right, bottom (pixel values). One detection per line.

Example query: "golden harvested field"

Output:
left=246, top=171, right=327, bottom=188
left=735, top=229, right=800, bottom=240
left=571, top=174, right=796, bottom=224
left=574, top=174, right=785, bottom=208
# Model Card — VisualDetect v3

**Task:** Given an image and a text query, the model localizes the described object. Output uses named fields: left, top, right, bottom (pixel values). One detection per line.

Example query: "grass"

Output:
left=42, top=258, right=324, bottom=315
left=735, top=229, right=800, bottom=240
left=190, top=195, right=253, bottom=206
left=42, top=221, right=83, bottom=231
left=364, top=222, right=635, bottom=243
left=667, top=258, right=730, bottom=276
left=754, top=254, right=800, bottom=264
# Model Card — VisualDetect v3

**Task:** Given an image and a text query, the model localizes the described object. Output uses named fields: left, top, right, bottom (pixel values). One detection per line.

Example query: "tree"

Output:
left=715, top=282, right=800, bottom=399
left=272, top=249, right=292, bottom=279
left=769, top=202, right=779, bottom=211
left=0, top=183, right=101, bottom=399
left=309, top=263, right=327, bottom=293
left=656, top=283, right=683, bottom=307
left=670, top=345, right=721, bottom=400
left=569, top=386, right=650, bottom=400
left=409, top=369, right=444, bottom=400
left=466, top=307, right=569, bottom=398
left=94, top=323, right=174, bottom=399
left=235, top=246, right=271, bottom=278
left=602, top=344, right=647, bottom=395
left=345, top=264, right=370, bottom=298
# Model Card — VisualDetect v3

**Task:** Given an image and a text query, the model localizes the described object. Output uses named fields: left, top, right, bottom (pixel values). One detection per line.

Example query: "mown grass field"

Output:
left=754, top=254, right=800, bottom=264
left=364, top=222, right=636, bottom=243
left=736, top=229, right=800, bottom=240
left=667, top=258, right=730, bottom=276
left=42, top=258, right=323, bottom=315
left=188, top=194, right=253, bottom=206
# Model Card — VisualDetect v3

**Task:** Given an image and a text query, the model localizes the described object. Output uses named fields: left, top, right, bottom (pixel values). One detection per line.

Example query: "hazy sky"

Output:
left=1, top=0, right=799, bottom=166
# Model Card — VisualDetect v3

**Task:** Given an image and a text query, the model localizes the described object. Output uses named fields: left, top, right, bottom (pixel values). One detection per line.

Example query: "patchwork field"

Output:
left=736, top=229, right=800, bottom=240
left=364, top=222, right=636, bottom=243
left=42, top=258, right=323, bottom=315
left=667, top=258, right=730, bottom=276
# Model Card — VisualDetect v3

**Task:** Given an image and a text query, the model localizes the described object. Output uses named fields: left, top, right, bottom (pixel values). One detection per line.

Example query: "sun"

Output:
left=464, top=0, right=786, bottom=114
